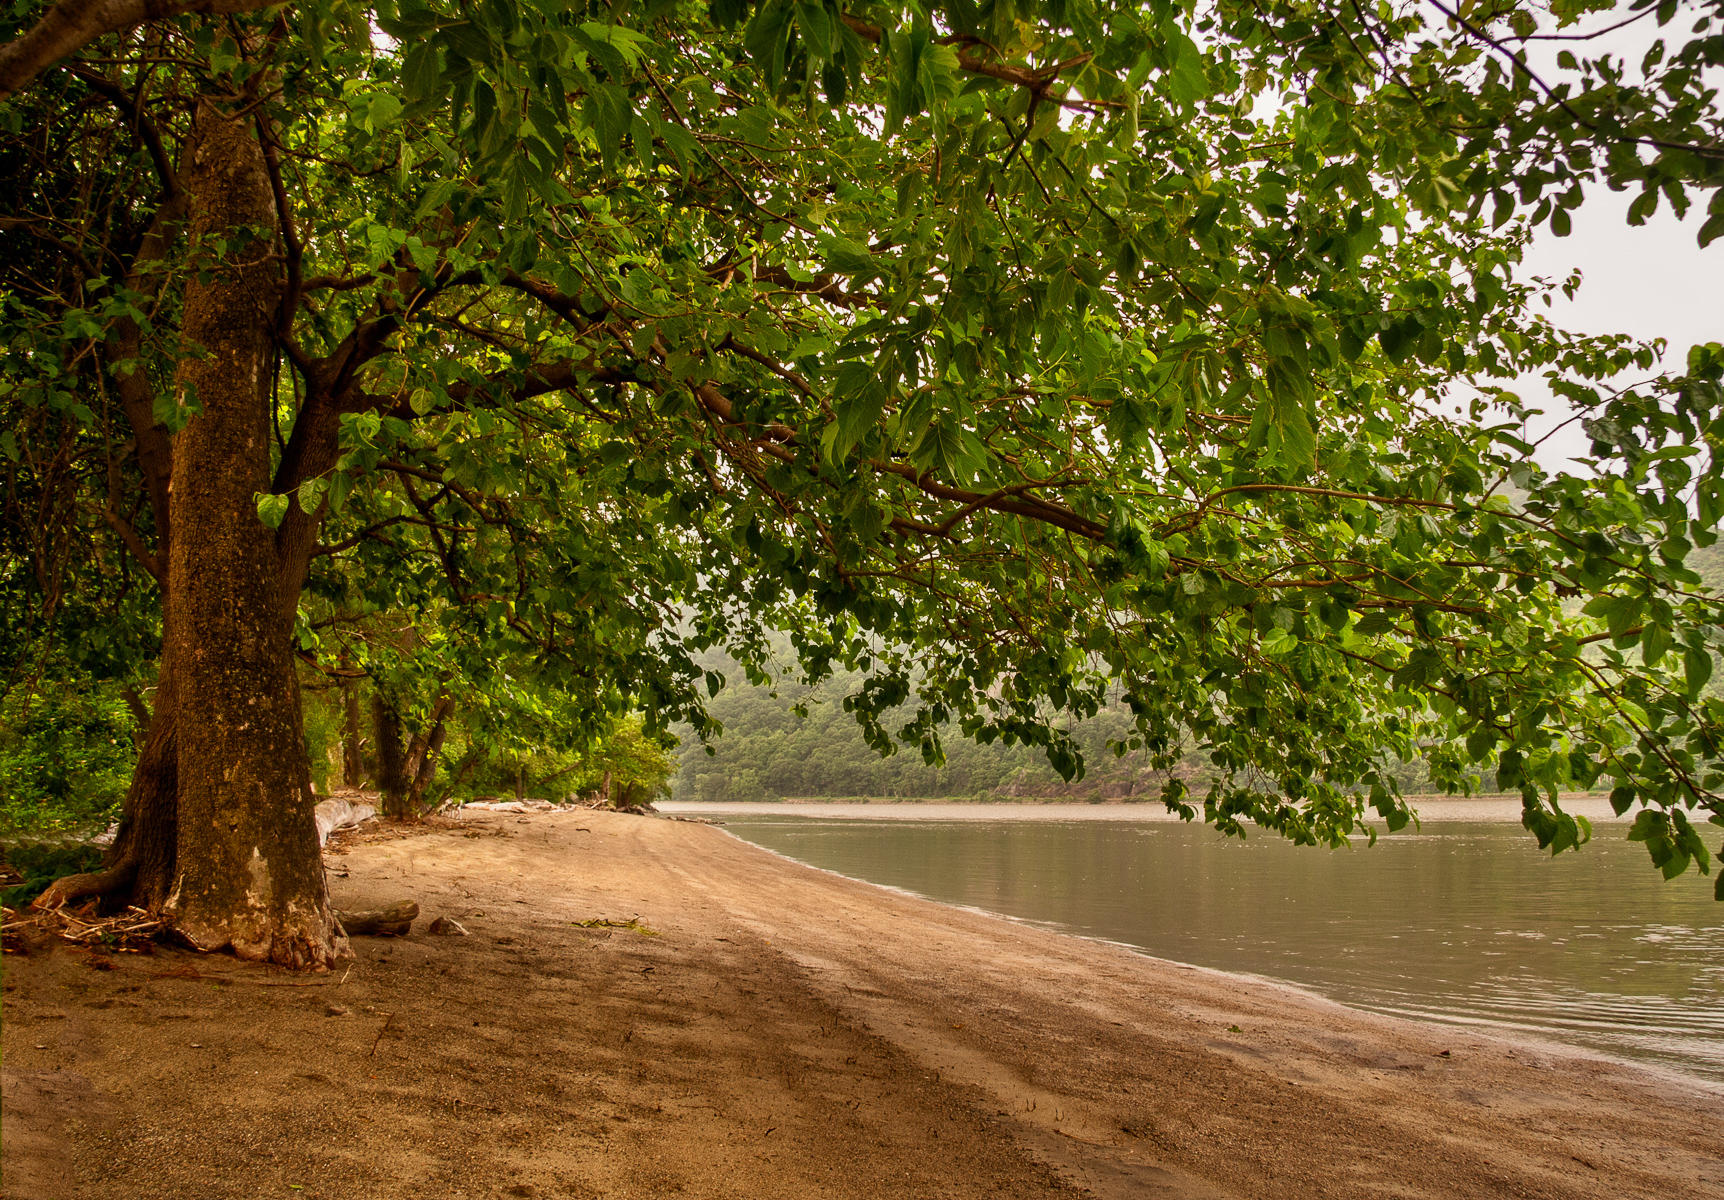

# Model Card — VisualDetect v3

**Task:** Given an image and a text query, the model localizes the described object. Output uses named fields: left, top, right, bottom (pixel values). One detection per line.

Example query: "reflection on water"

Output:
left=719, top=816, right=1724, bottom=1083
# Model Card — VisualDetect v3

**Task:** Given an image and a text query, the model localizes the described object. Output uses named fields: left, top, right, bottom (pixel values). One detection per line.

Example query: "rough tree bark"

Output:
left=341, top=653, right=365, bottom=787
left=373, top=693, right=410, bottom=818
left=154, top=95, right=342, bottom=967
left=35, top=92, right=347, bottom=969
left=403, top=695, right=453, bottom=814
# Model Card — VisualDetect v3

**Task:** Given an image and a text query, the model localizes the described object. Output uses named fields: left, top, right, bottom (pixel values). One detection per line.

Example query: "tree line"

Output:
left=681, top=548, right=1724, bottom=804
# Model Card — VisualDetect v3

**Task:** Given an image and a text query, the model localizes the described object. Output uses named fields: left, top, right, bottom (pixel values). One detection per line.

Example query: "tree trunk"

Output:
left=119, top=685, right=152, bottom=736
left=374, top=693, right=409, bottom=818
left=404, top=695, right=453, bottom=814
left=341, top=654, right=364, bottom=787
left=156, top=95, right=343, bottom=969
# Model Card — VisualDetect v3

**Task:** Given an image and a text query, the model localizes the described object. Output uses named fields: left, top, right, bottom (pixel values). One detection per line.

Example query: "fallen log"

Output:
left=315, top=797, right=377, bottom=847
left=335, top=900, right=418, bottom=937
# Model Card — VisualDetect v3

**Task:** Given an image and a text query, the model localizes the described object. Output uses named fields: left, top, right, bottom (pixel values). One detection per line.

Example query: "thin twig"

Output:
left=369, top=1011, right=396, bottom=1056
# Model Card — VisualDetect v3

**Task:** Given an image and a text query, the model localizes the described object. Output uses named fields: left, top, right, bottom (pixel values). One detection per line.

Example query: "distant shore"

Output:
left=662, top=793, right=1626, bottom=823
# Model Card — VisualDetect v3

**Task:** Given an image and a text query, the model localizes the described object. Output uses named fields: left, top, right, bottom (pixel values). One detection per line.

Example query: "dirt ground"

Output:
left=4, top=810, right=1722, bottom=1200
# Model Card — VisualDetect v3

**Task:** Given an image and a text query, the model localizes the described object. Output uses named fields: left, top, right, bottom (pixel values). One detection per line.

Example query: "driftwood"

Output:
left=459, top=798, right=563, bottom=814
left=314, top=797, right=377, bottom=847
left=3, top=905, right=164, bottom=953
left=335, top=900, right=417, bottom=937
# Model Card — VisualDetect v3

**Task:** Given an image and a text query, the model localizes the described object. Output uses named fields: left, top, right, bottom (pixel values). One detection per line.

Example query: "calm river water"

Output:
left=682, top=805, right=1724, bottom=1084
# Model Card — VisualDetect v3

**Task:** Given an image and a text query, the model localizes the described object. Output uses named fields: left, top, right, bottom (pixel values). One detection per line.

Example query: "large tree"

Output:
left=2, top=0, right=1722, bottom=968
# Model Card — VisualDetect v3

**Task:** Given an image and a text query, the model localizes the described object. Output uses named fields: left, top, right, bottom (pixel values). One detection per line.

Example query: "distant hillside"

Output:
left=671, top=643, right=1413, bottom=804
left=1690, top=541, right=1724, bottom=590
left=674, top=535, right=1724, bottom=804
left=672, top=659, right=1191, bottom=803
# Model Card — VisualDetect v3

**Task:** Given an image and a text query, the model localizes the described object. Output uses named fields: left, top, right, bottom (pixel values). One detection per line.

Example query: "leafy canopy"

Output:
left=2, top=0, right=1723, bottom=887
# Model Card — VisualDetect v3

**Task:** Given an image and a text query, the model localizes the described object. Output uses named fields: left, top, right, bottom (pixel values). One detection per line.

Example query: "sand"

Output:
left=3, top=809, right=1720, bottom=1200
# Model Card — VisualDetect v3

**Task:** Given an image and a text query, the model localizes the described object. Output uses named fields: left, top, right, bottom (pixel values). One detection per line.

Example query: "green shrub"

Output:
left=0, top=681, right=135, bottom=834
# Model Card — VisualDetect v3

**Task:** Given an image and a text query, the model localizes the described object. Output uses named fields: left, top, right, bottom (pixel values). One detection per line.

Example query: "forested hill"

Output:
left=674, top=640, right=1297, bottom=803
left=676, top=545, right=1724, bottom=804
left=671, top=652, right=1176, bottom=802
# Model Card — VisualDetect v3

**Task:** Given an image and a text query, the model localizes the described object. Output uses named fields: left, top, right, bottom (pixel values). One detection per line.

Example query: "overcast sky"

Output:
left=1513, top=188, right=1721, bottom=471
left=1499, top=5, right=1722, bottom=472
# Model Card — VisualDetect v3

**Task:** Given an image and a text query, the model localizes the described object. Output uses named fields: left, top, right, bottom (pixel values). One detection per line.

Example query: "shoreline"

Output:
left=698, top=819, right=1724, bottom=1096
left=5, top=810, right=1720, bottom=1199
left=660, top=794, right=1628, bottom=822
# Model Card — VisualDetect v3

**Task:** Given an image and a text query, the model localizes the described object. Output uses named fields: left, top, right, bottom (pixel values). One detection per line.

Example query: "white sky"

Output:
left=1502, top=3, right=1722, bottom=471
left=1515, top=187, right=1722, bottom=471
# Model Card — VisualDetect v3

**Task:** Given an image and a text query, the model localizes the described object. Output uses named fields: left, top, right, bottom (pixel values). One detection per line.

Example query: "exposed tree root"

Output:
left=31, top=851, right=140, bottom=913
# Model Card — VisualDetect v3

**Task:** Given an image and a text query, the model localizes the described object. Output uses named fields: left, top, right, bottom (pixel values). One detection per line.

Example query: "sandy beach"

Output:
left=4, top=809, right=1721, bottom=1199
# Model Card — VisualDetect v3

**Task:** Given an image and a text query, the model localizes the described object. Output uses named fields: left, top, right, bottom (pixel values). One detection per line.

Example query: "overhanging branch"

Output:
left=0, top=0, right=280, bottom=100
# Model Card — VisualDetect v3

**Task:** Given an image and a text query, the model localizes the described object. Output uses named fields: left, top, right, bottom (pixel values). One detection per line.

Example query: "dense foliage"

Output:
left=0, top=668, right=135, bottom=833
left=1, top=0, right=1723, bottom=913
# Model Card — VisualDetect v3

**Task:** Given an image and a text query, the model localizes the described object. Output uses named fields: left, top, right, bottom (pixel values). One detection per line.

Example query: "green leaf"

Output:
left=1259, top=627, right=1297, bottom=656
left=909, top=417, right=963, bottom=475
left=1642, top=621, right=1670, bottom=667
left=821, top=236, right=876, bottom=278
left=1465, top=725, right=1496, bottom=761
left=1685, top=645, right=1714, bottom=697
left=1259, top=362, right=1317, bottom=470
left=1161, top=28, right=1210, bottom=108
left=296, top=476, right=328, bottom=514
left=744, top=1, right=794, bottom=88
left=256, top=492, right=290, bottom=530
left=1700, top=212, right=1724, bottom=249
left=1377, top=316, right=1422, bottom=365
left=822, top=381, right=885, bottom=463
left=795, top=2, right=834, bottom=56
left=401, top=42, right=441, bottom=104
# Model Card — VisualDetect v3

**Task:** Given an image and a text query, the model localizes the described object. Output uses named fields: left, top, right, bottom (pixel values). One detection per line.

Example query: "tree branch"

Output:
left=63, top=63, right=179, bottom=196
left=840, top=13, right=1092, bottom=98
left=0, top=0, right=279, bottom=100
left=1428, top=0, right=1724, bottom=163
